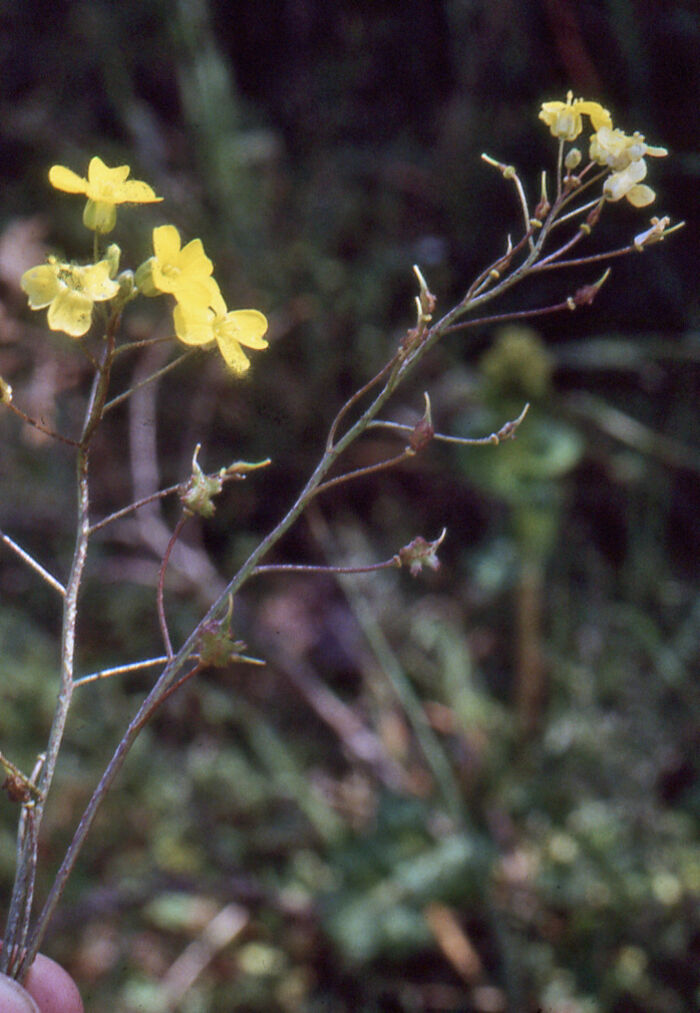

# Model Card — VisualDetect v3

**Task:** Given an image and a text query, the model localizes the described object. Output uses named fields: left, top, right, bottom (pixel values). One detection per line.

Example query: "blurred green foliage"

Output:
left=1, top=1, right=698, bottom=1010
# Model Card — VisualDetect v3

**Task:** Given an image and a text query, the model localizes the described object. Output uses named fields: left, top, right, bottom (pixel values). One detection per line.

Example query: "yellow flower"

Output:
left=21, top=256, right=120, bottom=337
left=589, top=126, right=667, bottom=171
left=173, top=284, right=268, bottom=374
left=539, top=92, right=612, bottom=140
left=136, top=225, right=215, bottom=310
left=49, top=156, right=162, bottom=233
left=603, top=160, right=656, bottom=207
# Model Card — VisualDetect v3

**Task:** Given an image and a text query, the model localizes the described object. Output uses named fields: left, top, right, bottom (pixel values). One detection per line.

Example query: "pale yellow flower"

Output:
left=590, top=126, right=667, bottom=172
left=539, top=92, right=612, bottom=140
left=173, top=284, right=268, bottom=374
left=603, top=160, right=656, bottom=207
left=21, top=256, right=120, bottom=337
left=136, top=225, right=214, bottom=311
left=49, top=156, right=161, bottom=233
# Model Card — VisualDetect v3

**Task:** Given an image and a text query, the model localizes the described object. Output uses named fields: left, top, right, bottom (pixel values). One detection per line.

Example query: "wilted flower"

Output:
left=539, top=92, right=611, bottom=141
left=603, top=160, right=656, bottom=207
left=589, top=126, right=667, bottom=172
left=397, top=529, right=446, bottom=577
left=634, top=216, right=671, bottom=251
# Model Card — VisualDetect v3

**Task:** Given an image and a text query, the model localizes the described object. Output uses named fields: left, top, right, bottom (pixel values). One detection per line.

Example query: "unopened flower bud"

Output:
left=104, top=243, right=121, bottom=278
left=564, top=148, right=582, bottom=171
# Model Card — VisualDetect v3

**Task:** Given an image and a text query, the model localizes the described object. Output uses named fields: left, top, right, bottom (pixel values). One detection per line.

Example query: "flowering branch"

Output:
left=0, top=94, right=680, bottom=983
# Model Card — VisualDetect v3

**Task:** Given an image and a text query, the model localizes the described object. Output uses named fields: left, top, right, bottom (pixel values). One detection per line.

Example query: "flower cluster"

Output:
left=539, top=92, right=667, bottom=207
left=590, top=126, right=667, bottom=207
left=20, top=158, right=269, bottom=372
left=135, top=225, right=268, bottom=374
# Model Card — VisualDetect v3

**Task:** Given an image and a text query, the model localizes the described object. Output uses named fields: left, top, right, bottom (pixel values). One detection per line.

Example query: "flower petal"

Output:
left=173, top=303, right=214, bottom=346
left=88, top=157, right=130, bottom=187
left=221, top=310, right=269, bottom=349
left=116, top=179, right=162, bottom=203
left=178, top=238, right=213, bottom=277
left=216, top=334, right=251, bottom=374
left=49, top=165, right=88, bottom=194
left=21, top=264, right=61, bottom=307
left=79, top=261, right=121, bottom=301
left=575, top=100, right=612, bottom=131
left=626, top=184, right=655, bottom=208
left=152, top=224, right=182, bottom=263
left=47, top=289, right=94, bottom=337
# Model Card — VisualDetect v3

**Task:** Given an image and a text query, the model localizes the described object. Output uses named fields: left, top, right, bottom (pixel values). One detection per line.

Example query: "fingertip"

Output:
left=0, top=973, right=40, bottom=1012
left=23, top=954, right=84, bottom=1013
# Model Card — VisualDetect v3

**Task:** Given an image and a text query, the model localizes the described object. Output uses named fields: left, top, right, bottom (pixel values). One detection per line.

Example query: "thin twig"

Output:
left=0, top=530, right=66, bottom=596
left=368, top=403, right=530, bottom=446
left=311, top=447, right=415, bottom=499
left=103, top=350, right=196, bottom=415
left=326, top=356, right=398, bottom=450
left=73, top=656, right=171, bottom=687
left=157, top=514, right=189, bottom=660
left=252, top=558, right=400, bottom=577
left=443, top=298, right=573, bottom=335
left=532, top=243, right=634, bottom=272
left=88, top=484, right=182, bottom=534
left=5, top=403, right=79, bottom=447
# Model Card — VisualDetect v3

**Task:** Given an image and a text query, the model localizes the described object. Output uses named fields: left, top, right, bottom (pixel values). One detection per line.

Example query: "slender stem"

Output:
left=74, top=656, right=171, bottom=688
left=532, top=243, right=635, bottom=272
left=310, top=448, right=415, bottom=499
left=5, top=403, right=79, bottom=447
left=252, top=559, right=400, bottom=577
left=157, top=514, right=189, bottom=660
left=326, top=356, right=397, bottom=450
left=551, top=195, right=602, bottom=228
left=443, top=297, right=572, bottom=335
left=4, top=317, right=117, bottom=980
left=89, top=483, right=182, bottom=534
left=0, top=530, right=66, bottom=596
left=103, top=350, right=195, bottom=415
left=23, top=310, right=432, bottom=964
left=112, top=335, right=175, bottom=356
left=368, top=403, right=529, bottom=446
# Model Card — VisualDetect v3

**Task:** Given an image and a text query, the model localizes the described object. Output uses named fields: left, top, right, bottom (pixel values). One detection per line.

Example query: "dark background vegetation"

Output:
left=1, top=1, right=698, bottom=1010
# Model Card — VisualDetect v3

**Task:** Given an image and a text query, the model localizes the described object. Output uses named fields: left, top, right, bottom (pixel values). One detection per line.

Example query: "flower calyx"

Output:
left=395, top=528, right=446, bottom=577
left=568, top=268, right=611, bottom=309
left=180, top=445, right=271, bottom=518
left=197, top=595, right=264, bottom=669
left=409, top=392, right=435, bottom=452
left=633, top=216, right=683, bottom=252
